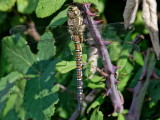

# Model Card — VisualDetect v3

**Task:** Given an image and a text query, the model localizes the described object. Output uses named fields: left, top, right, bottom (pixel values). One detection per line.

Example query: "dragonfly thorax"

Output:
left=67, top=6, right=85, bottom=36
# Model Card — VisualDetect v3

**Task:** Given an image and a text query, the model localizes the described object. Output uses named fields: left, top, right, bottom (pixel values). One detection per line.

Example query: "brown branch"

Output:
left=26, top=21, right=41, bottom=41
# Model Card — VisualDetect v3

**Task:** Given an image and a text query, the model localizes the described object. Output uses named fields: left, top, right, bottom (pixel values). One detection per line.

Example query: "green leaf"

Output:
left=87, top=82, right=105, bottom=89
left=90, top=108, right=103, bottom=120
left=0, top=72, right=23, bottom=114
left=0, top=0, right=16, bottom=11
left=24, top=60, right=59, bottom=120
left=87, top=95, right=105, bottom=113
left=2, top=79, right=26, bottom=120
left=36, top=0, right=66, bottom=18
left=37, top=31, right=56, bottom=61
left=48, top=8, right=68, bottom=27
left=116, top=28, right=134, bottom=73
left=118, top=61, right=134, bottom=91
left=56, top=61, right=76, bottom=74
left=2, top=36, right=37, bottom=74
left=117, top=114, right=125, bottom=120
left=88, top=75, right=105, bottom=83
left=17, top=0, right=39, bottom=14
left=133, top=51, right=144, bottom=66
left=73, top=0, right=98, bottom=6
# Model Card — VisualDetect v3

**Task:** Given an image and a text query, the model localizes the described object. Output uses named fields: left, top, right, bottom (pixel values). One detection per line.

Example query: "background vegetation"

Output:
left=0, top=0, right=160, bottom=120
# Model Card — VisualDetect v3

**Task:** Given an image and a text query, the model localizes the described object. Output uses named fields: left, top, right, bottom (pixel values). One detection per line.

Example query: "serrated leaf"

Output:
left=48, top=8, right=68, bottom=27
left=90, top=108, right=103, bottom=120
left=2, top=36, right=37, bottom=74
left=36, top=0, right=66, bottom=18
left=73, top=0, right=98, bottom=6
left=133, top=51, right=144, bottom=66
left=87, top=95, right=104, bottom=114
left=24, top=60, right=59, bottom=120
left=17, top=0, right=39, bottom=14
left=0, top=0, right=16, bottom=11
left=37, top=31, right=56, bottom=61
left=0, top=72, right=23, bottom=114
left=56, top=61, right=76, bottom=74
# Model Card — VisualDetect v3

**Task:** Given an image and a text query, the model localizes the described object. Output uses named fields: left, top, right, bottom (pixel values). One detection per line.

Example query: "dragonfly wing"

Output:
left=99, top=23, right=139, bottom=62
left=9, top=25, right=72, bottom=60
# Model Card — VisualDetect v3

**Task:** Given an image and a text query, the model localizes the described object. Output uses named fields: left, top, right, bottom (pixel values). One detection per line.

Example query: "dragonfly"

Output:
left=9, top=9, right=139, bottom=111
left=67, top=5, right=85, bottom=110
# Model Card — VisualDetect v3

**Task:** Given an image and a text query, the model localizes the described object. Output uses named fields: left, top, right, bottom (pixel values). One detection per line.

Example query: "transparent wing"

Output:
left=9, top=24, right=72, bottom=59
left=84, top=22, right=140, bottom=62
left=85, top=23, right=139, bottom=50
left=9, top=23, right=139, bottom=61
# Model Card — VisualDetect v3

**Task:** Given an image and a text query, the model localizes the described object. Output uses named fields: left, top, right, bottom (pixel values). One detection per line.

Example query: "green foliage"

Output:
left=87, top=95, right=105, bottom=114
left=48, top=8, right=68, bottom=27
left=36, top=0, right=66, bottom=18
left=0, top=72, right=23, bottom=114
left=0, top=0, right=160, bottom=120
left=17, top=0, right=39, bottom=14
left=90, top=108, right=103, bottom=120
left=56, top=61, right=76, bottom=74
left=0, top=0, right=16, bottom=11
left=37, top=31, right=56, bottom=61
left=73, top=0, right=98, bottom=6
left=2, top=36, right=36, bottom=74
left=24, top=61, right=59, bottom=120
left=133, top=51, right=144, bottom=66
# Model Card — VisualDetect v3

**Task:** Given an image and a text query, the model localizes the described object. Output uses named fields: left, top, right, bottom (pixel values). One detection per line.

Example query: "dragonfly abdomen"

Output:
left=74, top=36, right=83, bottom=109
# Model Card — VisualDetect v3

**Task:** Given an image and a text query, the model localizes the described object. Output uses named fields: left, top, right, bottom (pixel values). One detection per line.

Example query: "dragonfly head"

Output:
left=67, top=6, right=81, bottom=19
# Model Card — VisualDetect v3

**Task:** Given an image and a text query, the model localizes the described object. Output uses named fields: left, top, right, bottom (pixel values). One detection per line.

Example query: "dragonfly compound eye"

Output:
left=67, top=6, right=80, bottom=18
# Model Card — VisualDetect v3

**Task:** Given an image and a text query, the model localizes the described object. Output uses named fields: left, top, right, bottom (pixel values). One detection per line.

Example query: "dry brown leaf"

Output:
left=123, top=0, right=140, bottom=29
left=142, top=0, right=160, bottom=59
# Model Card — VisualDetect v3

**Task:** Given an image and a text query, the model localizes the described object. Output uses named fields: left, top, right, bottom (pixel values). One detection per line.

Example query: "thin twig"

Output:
left=58, top=83, right=76, bottom=97
left=96, top=67, right=109, bottom=77
left=26, top=21, right=41, bottom=41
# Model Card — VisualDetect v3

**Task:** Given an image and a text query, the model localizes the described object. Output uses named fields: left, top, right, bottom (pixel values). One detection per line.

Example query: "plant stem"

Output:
left=126, top=48, right=156, bottom=120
